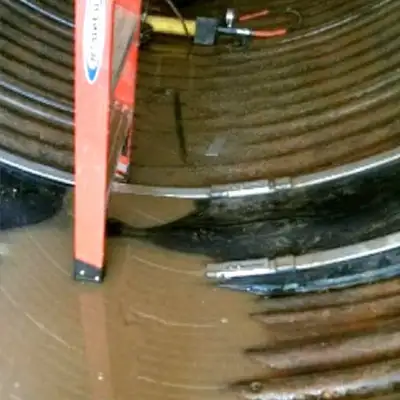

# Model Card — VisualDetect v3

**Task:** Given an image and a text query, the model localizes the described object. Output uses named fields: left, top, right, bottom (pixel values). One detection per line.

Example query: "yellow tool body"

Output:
left=145, top=15, right=196, bottom=37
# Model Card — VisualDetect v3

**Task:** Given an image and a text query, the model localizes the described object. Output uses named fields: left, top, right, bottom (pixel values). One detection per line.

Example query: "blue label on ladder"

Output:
left=83, top=0, right=107, bottom=84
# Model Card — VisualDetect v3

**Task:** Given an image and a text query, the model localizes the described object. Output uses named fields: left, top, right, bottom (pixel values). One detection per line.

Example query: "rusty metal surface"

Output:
left=1, top=0, right=400, bottom=189
left=232, top=280, right=400, bottom=399
left=1, top=2, right=400, bottom=400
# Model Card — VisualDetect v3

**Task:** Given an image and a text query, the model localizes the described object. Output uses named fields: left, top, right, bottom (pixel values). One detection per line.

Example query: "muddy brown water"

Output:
left=0, top=194, right=399, bottom=400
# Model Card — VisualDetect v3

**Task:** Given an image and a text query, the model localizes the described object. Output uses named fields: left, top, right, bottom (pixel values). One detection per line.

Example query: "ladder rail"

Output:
left=73, top=0, right=142, bottom=283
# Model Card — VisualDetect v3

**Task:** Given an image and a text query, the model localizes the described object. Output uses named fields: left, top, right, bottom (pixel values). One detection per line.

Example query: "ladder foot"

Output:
left=73, top=259, right=105, bottom=283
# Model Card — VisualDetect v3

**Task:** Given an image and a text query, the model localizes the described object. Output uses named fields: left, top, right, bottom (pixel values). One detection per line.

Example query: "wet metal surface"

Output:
left=111, top=157, right=400, bottom=260
left=232, top=282, right=400, bottom=399
left=0, top=0, right=400, bottom=399
left=106, top=156, right=400, bottom=295
left=1, top=0, right=400, bottom=187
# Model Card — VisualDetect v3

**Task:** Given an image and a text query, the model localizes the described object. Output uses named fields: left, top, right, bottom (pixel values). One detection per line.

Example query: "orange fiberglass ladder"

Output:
left=74, top=0, right=142, bottom=283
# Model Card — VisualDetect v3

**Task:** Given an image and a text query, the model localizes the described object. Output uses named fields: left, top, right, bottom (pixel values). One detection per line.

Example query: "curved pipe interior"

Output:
left=1, top=145, right=399, bottom=199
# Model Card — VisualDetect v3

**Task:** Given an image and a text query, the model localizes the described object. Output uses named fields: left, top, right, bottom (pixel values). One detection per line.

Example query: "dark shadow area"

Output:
left=107, top=160, right=400, bottom=262
left=0, top=164, right=66, bottom=231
